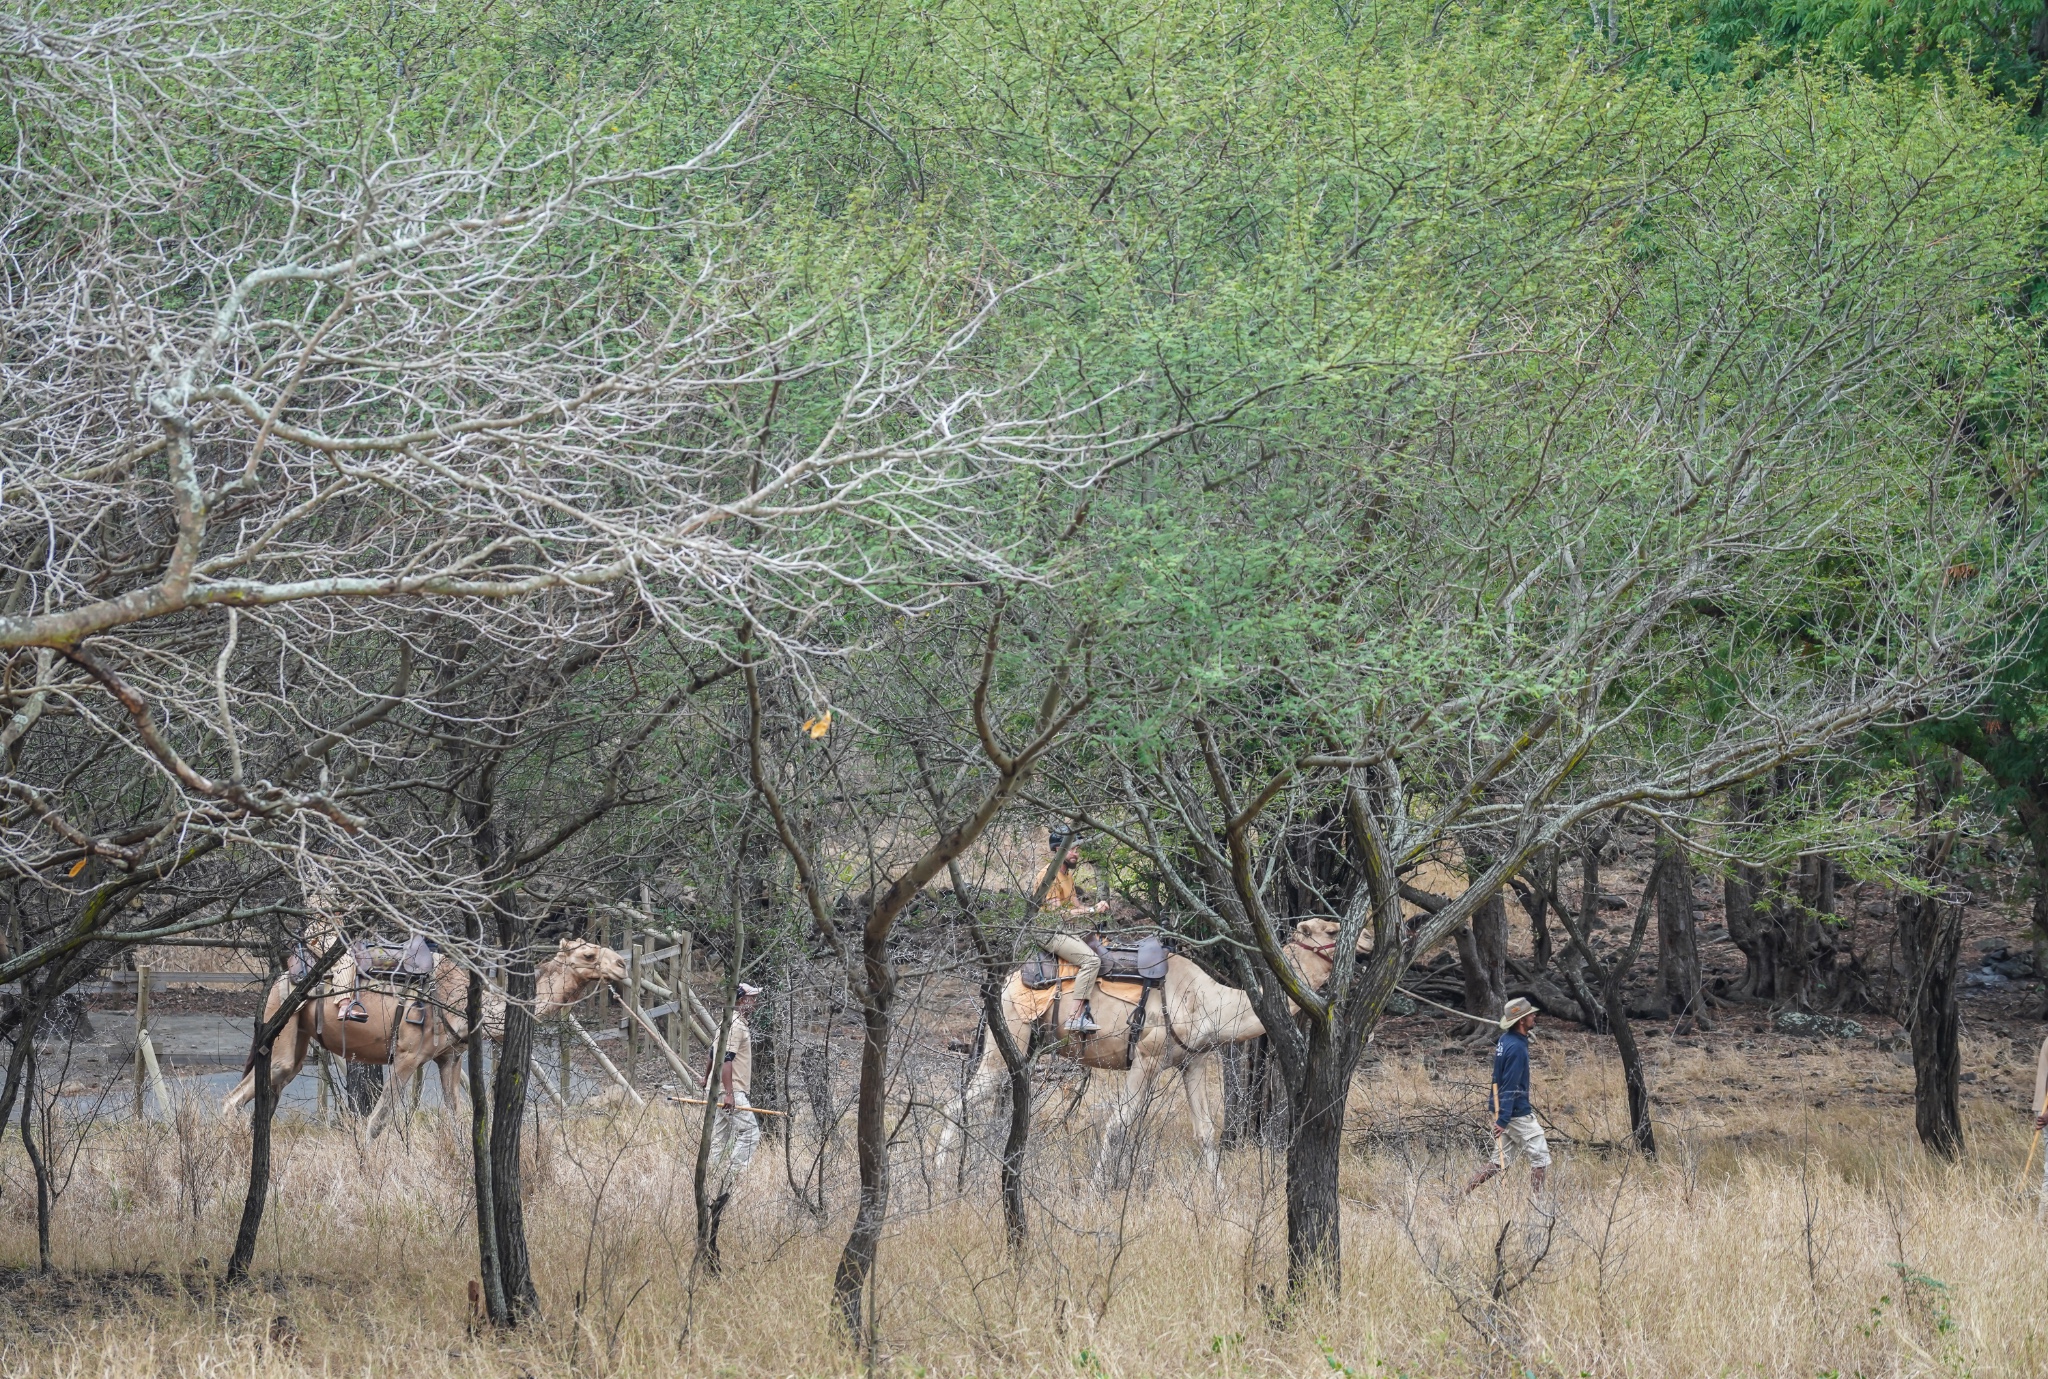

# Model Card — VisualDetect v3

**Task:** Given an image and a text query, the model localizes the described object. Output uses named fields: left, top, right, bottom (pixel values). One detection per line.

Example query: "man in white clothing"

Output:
left=706, top=983, right=763, bottom=1193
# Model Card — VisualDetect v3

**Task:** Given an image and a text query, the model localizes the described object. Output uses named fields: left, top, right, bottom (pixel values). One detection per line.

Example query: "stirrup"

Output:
left=341, top=999, right=370, bottom=1023
left=1064, top=1011, right=1098, bottom=1033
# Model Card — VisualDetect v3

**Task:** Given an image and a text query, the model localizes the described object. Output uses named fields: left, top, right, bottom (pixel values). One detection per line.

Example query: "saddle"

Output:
left=290, top=934, right=438, bottom=1026
left=1019, top=939, right=1171, bottom=1064
left=1019, top=936, right=1168, bottom=990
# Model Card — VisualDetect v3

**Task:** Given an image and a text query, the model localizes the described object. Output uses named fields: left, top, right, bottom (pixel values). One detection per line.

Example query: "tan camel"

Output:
left=221, top=936, right=627, bottom=1138
left=935, top=941, right=1334, bottom=1186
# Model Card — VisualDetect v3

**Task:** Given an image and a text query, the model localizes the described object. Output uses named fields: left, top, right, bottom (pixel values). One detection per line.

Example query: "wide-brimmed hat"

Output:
left=1499, top=997, right=1538, bottom=1030
left=735, top=982, right=764, bottom=999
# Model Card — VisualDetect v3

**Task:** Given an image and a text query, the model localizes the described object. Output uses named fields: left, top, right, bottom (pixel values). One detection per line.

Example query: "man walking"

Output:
left=705, top=983, right=764, bottom=1193
left=1036, top=828, right=1110, bottom=1033
left=1465, top=996, right=1550, bottom=1195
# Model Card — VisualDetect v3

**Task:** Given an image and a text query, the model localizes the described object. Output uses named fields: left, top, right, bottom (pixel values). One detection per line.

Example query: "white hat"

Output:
left=1499, top=997, right=1538, bottom=1030
left=735, top=982, right=763, bottom=999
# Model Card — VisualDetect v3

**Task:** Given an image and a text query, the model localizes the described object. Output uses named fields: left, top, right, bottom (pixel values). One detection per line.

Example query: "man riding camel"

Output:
left=1465, top=996, right=1551, bottom=1196
left=1036, top=828, right=1110, bottom=1034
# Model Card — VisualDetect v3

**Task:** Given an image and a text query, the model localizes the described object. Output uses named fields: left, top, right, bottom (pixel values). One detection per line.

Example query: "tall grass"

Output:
left=0, top=1035, right=2040, bottom=1377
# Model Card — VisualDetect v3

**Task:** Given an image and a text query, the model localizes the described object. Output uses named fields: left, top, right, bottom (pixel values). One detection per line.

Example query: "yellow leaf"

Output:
left=802, top=711, right=832, bottom=740
left=67, top=856, right=87, bottom=877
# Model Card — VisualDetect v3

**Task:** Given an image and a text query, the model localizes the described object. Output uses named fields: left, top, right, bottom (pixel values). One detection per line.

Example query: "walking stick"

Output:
left=664, top=1095, right=788, bottom=1117
left=2024, top=1124, right=2042, bottom=1194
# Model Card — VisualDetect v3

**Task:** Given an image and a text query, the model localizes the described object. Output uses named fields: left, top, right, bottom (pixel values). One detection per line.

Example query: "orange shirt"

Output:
left=1037, top=859, right=1083, bottom=911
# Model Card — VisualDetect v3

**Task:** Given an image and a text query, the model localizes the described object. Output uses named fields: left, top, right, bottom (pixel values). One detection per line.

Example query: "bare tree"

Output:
left=0, top=8, right=1133, bottom=972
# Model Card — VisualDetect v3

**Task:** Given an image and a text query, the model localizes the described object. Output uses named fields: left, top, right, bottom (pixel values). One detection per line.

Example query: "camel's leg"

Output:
left=271, top=1014, right=313, bottom=1097
left=224, top=1011, right=311, bottom=1115
left=1094, top=1053, right=1160, bottom=1190
left=934, top=1036, right=1015, bottom=1180
left=436, top=1050, right=464, bottom=1116
left=365, top=1035, right=425, bottom=1141
left=222, top=979, right=293, bottom=1114
left=222, top=1066, right=258, bottom=1115
left=1179, top=1053, right=1223, bottom=1186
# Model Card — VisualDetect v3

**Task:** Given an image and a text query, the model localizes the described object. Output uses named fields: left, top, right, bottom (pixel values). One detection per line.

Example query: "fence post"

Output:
left=558, top=1010, right=572, bottom=1105
left=624, top=919, right=641, bottom=1079
left=596, top=910, right=611, bottom=1027
left=666, top=933, right=686, bottom=1056
left=133, top=963, right=151, bottom=1121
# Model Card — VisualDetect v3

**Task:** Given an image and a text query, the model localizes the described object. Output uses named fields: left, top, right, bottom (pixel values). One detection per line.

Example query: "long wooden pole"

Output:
left=619, top=995, right=698, bottom=1086
left=133, top=963, right=150, bottom=1121
left=564, top=1015, right=644, bottom=1108
left=664, top=1094, right=787, bottom=1117
left=624, top=925, right=642, bottom=1077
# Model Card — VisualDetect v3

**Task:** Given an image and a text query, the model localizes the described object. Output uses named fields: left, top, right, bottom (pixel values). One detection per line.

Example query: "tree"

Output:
left=744, top=604, right=1093, bottom=1348
left=1041, top=46, right=2042, bottom=1290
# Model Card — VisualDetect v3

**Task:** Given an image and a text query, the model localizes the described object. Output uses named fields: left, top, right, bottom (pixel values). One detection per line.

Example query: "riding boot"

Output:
left=1463, top=1161, right=1501, bottom=1194
left=1064, top=1000, right=1098, bottom=1034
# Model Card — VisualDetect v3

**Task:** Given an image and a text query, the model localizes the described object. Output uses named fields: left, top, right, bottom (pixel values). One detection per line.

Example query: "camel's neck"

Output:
left=1284, top=943, right=1336, bottom=996
left=1214, top=985, right=1268, bottom=1044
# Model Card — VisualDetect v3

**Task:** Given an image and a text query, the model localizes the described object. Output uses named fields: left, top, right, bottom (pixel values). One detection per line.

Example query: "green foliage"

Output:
left=1686, top=0, right=2048, bottom=99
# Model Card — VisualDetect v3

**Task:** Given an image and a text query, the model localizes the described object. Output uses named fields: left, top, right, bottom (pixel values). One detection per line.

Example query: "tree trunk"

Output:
left=1455, top=889, right=1509, bottom=1021
left=466, top=944, right=508, bottom=1325
left=1724, top=779, right=1769, bottom=995
left=20, top=1043, right=49, bottom=1272
left=832, top=929, right=894, bottom=1347
left=1600, top=970, right=1656, bottom=1155
left=1655, top=827, right=1702, bottom=1028
left=2015, top=787, right=2048, bottom=1001
left=1530, top=849, right=1556, bottom=973
left=979, top=969, right=1031, bottom=1254
left=228, top=938, right=348, bottom=1284
left=1898, top=876, right=1964, bottom=1158
left=1283, top=1027, right=1348, bottom=1295
left=488, top=923, right=540, bottom=1318
left=226, top=1038, right=280, bottom=1282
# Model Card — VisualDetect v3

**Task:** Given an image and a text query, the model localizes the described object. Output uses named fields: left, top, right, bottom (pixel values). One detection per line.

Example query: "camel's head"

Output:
left=1291, top=918, right=1340, bottom=953
left=552, top=935, right=629, bottom=988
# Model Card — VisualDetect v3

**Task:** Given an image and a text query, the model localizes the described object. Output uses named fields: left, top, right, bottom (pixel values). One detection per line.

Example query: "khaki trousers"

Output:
left=1045, top=933, right=1101, bottom=1005
left=708, top=1090, right=761, bottom=1193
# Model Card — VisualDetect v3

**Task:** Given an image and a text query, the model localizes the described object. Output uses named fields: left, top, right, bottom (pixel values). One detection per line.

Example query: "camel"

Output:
left=222, top=935, right=627, bottom=1138
left=935, top=938, right=1333, bottom=1186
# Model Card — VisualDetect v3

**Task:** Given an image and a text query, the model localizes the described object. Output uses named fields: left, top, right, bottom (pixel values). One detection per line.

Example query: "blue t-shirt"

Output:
left=1492, top=1029, right=1533, bottom=1126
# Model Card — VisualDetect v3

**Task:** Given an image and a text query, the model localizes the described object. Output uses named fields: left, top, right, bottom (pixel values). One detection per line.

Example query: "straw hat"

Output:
left=1499, top=997, right=1538, bottom=1031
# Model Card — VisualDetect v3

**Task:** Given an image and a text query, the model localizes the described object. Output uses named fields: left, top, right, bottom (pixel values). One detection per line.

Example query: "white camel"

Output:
left=935, top=940, right=1330, bottom=1185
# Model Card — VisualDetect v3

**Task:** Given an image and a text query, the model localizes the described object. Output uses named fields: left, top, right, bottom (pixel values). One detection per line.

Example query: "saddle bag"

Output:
left=1019, top=936, right=1169, bottom=990
left=1094, top=936, right=1168, bottom=982
left=351, top=934, right=438, bottom=980
left=1019, top=950, right=1061, bottom=990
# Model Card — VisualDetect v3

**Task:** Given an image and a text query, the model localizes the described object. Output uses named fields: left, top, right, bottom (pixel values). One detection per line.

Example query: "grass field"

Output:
left=0, top=1026, right=2042, bottom=1379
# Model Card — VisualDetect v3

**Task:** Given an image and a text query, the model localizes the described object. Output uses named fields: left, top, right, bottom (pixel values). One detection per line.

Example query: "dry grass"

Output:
left=0, top=1034, right=2041, bottom=1378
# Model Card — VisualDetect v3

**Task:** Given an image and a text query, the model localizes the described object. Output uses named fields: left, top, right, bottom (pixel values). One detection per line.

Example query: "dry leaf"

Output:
left=802, top=711, right=832, bottom=740
left=67, top=856, right=87, bottom=877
